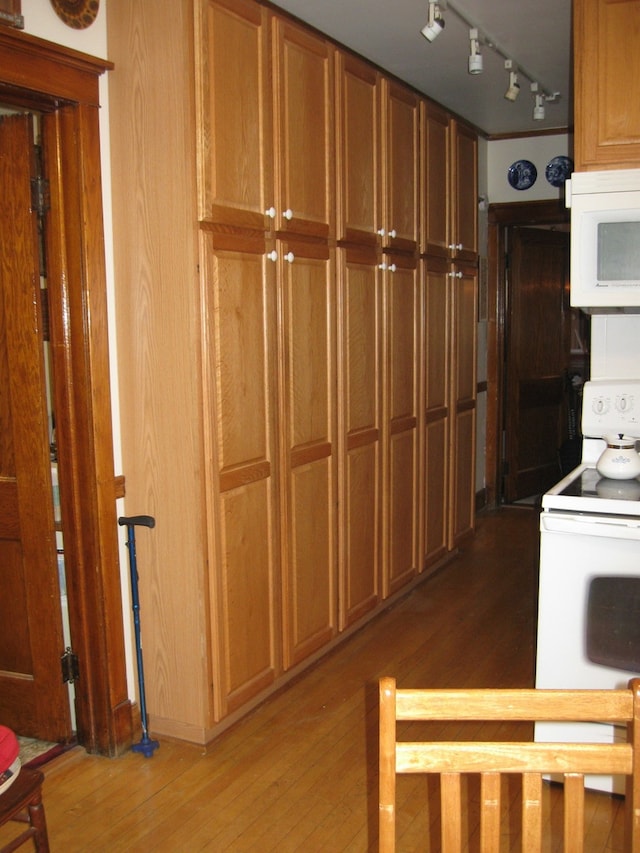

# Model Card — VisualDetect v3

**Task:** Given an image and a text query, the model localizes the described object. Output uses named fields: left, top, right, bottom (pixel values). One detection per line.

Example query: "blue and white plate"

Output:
left=545, top=155, right=573, bottom=187
left=507, top=159, right=537, bottom=191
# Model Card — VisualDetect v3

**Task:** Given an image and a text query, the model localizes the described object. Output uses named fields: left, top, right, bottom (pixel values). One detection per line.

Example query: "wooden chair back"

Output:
left=379, top=676, right=640, bottom=852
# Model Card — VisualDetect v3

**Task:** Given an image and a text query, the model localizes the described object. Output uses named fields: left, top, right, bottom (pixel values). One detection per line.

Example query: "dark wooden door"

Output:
left=0, top=113, right=72, bottom=740
left=503, top=226, right=570, bottom=503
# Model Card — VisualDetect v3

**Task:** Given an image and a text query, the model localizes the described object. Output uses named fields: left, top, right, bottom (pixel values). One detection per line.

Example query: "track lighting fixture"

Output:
left=421, top=1, right=445, bottom=43
left=468, top=28, right=483, bottom=75
left=420, top=0, right=561, bottom=118
left=533, top=92, right=546, bottom=121
left=504, top=61, right=520, bottom=101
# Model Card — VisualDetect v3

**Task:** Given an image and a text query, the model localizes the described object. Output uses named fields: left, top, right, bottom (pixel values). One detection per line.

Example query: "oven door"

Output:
left=535, top=510, right=640, bottom=792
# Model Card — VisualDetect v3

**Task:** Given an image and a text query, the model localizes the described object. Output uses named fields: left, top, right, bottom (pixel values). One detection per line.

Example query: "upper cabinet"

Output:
left=450, top=119, right=478, bottom=263
left=574, top=0, right=640, bottom=171
left=196, top=0, right=274, bottom=230
left=272, top=18, right=335, bottom=239
left=381, top=79, right=420, bottom=253
left=335, top=53, right=381, bottom=247
left=196, top=0, right=335, bottom=237
left=420, top=101, right=450, bottom=259
left=420, top=106, right=477, bottom=264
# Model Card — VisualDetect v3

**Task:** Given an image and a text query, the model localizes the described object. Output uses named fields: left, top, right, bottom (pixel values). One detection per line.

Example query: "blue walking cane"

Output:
left=118, top=515, right=160, bottom=757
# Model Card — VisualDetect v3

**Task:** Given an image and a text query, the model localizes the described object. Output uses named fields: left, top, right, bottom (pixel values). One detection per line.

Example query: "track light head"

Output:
left=533, top=93, right=546, bottom=120
left=504, top=69, right=520, bottom=101
left=421, top=2, right=445, bottom=42
left=468, top=28, right=483, bottom=74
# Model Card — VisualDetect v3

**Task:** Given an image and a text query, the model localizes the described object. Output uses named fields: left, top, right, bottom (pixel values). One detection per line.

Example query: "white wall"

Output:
left=19, top=0, right=135, bottom=701
left=487, top=133, right=572, bottom=204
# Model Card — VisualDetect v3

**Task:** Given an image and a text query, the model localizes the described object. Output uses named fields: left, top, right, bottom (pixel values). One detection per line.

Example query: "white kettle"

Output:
left=596, top=433, right=640, bottom=480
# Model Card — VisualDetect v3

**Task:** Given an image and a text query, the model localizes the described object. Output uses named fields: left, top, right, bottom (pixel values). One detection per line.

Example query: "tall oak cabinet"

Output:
left=108, top=0, right=478, bottom=743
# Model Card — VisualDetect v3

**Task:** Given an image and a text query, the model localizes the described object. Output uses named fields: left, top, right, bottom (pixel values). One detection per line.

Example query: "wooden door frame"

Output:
left=0, top=28, right=132, bottom=755
left=486, top=199, right=569, bottom=509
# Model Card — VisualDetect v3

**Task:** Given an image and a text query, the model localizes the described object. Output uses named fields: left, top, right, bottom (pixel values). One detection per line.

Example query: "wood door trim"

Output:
left=0, top=28, right=131, bottom=756
left=486, top=199, right=569, bottom=508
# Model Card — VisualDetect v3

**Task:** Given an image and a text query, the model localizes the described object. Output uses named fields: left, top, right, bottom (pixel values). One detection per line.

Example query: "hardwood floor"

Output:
left=4, top=507, right=626, bottom=850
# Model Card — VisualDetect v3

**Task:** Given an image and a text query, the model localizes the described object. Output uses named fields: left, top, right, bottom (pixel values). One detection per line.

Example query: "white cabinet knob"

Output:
left=378, top=262, right=387, bottom=270
left=377, top=228, right=386, bottom=236
left=389, top=229, right=397, bottom=239
left=449, top=242, right=463, bottom=250
left=284, top=251, right=295, bottom=263
left=265, top=206, right=276, bottom=218
left=389, top=263, right=397, bottom=273
left=284, top=209, right=293, bottom=220
left=267, top=250, right=278, bottom=261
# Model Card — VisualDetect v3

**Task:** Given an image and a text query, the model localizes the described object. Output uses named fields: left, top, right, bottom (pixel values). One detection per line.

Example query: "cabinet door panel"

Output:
left=203, top=233, right=280, bottom=716
left=421, top=101, right=450, bottom=258
left=197, top=0, right=273, bottom=229
left=449, top=264, right=477, bottom=548
left=338, top=247, right=382, bottom=627
left=384, top=261, right=419, bottom=594
left=383, top=79, right=419, bottom=252
left=280, top=242, right=337, bottom=667
left=451, top=121, right=478, bottom=262
left=336, top=53, right=380, bottom=246
left=423, top=256, right=450, bottom=568
left=575, top=0, right=640, bottom=169
left=273, top=19, right=335, bottom=239
left=219, top=481, right=278, bottom=713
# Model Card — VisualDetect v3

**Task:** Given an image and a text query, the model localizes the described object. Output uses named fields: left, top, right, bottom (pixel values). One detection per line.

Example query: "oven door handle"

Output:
left=542, top=513, right=640, bottom=540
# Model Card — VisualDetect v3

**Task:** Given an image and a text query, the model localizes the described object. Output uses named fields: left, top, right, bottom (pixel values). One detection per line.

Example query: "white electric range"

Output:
left=535, top=378, right=640, bottom=793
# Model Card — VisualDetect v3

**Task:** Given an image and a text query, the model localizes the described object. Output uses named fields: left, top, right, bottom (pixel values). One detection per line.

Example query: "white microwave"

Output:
left=568, top=169, right=640, bottom=312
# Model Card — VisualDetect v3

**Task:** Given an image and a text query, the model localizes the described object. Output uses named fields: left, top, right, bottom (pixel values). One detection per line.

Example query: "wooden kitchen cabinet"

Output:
left=197, top=0, right=335, bottom=237
left=109, top=0, right=478, bottom=745
left=450, top=119, right=478, bottom=263
left=196, top=0, right=273, bottom=230
left=574, top=0, right=640, bottom=171
left=201, top=230, right=281, bottom=717
left=337, top=244, right=383, bottom=628
left=381, top=78, right=420, bottom=253
left=335, top=52, right=381, bottom=247
left=272, top=17, right=335, bottom=239
left=420, top=101, right=450, bottom=259
left=421, top=255, right=451, bottom=568
left=278, top=237, right=338, bottom=668
left=383, top=254, right=421, bottom=595
left=448, top=261, right=478, bottom=548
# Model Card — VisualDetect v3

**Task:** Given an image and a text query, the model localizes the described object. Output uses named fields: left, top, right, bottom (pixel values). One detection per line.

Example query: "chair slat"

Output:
left=480, top=771, right=501, bottom=853
left=563, top=773, right=585, bottom=853
left=396, top=688, right=633, bottom=722
left=521, top=772, right=542, bottom=852
left=396, top=741, right=633, bottom=775
left=440, top=772, right=462, bottom=853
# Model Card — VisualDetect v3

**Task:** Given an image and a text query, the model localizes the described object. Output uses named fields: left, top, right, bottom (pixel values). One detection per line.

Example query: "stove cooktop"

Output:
left=542, top=463, right=640, bottom=516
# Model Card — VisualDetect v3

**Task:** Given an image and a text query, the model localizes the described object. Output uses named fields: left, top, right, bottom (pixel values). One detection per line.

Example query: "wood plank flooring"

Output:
left=3, top=507, right=627, bottom=851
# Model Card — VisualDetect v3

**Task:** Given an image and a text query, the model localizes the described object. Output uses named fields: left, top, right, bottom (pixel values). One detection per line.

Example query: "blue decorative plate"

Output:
left=508, top=159, right=537, bottom=190
left=545, top=155, right=574, bottom=187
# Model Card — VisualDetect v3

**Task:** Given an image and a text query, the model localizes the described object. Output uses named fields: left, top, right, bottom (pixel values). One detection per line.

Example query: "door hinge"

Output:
left=30, top=176, right=50, bottom=218
left=61, top=647, right=79, bottom=684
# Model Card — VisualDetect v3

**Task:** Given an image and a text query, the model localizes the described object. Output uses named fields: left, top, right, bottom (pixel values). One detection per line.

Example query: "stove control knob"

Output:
left=616, top=394, right=633, bottom=414
left=592, top=396, right=610, bottom=415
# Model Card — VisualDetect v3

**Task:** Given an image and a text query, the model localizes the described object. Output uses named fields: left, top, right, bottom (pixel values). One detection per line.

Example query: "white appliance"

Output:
left=535, top=378, right=640, bottom=793
left=567, top=168, right=640, bottom=312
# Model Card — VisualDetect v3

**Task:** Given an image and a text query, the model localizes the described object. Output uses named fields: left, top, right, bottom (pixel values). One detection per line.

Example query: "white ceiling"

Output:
left=270, top=0, right=572, bottom=137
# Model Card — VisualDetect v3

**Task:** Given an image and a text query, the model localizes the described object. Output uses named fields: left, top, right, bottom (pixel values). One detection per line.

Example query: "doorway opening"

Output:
left=486, top=200, right=590, bottom=509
